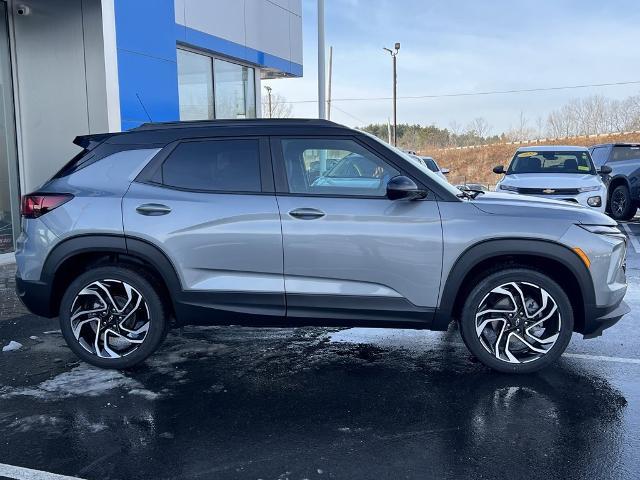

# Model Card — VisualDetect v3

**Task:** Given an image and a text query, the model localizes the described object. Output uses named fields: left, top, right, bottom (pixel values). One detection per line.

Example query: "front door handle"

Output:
left=288, top=208, right=325, bottom=220
left=136, top=203, right=172, bottom=216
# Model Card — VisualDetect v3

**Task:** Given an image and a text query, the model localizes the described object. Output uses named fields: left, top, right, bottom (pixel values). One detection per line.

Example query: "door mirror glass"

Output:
left=493, top=165, right=505, bottom=174
left=386, top=175, right=425, bottom=200
left=598, top=165, right=612, bottom=175
left=441, top=168, right=450, bottom=175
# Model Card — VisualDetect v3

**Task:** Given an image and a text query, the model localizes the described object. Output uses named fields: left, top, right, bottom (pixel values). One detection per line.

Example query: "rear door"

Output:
left=123, top=136, right=285, bottom=322
left=272, top=135, right=443, bottom=325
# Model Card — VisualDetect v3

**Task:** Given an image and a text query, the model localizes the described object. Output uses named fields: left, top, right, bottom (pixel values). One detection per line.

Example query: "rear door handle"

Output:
left=288, top=208, right=325, bottom=220
left=136, top=203, right=172, bottom=216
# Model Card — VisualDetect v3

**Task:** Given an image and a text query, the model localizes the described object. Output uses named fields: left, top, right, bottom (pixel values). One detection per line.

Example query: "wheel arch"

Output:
left=433, top=239, right=595, bottom=333
left=608, top=175, right=631, bottom=199
left=43, top=234, right=182, bottom=318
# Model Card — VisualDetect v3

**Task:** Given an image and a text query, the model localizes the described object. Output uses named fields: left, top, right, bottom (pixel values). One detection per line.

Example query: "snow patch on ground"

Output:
left=329, top=328, right=456, bottom=354
left=129, top=388, right=162, bottom=400
left=0, top=365, right=159, bottom=400
left=2, top=340, right=22, bottom=352
left=9, top=415, right=63, bottom=433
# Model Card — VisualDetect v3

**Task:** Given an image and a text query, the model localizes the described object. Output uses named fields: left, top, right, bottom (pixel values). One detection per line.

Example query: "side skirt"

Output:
left=174, top=292, right=435, bottom=329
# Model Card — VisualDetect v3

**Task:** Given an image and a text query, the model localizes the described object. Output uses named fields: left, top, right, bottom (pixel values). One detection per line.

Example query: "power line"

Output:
left=279, top=80, right=640, bottom=104
left=331, top=104, right=366, bottom=124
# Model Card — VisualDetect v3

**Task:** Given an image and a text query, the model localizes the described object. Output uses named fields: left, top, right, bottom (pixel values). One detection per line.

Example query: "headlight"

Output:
left=578, top=185, right=601, bottom=193
left=579, top=224, right=624, bottom=236
left=499, top=184, right=519, bottom=192
left=587, top=196, right=602, bottom=207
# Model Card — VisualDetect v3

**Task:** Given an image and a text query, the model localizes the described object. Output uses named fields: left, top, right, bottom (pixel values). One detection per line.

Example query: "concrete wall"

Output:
left=11, top=0, right=109, bottom=192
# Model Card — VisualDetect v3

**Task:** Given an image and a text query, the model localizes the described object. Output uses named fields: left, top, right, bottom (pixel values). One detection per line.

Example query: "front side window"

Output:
left=281, top=138, right=400, bottom=196
left=161, top=139, right=261, bottom=192
left=507, top=150, right=596, bottom=175
left=611, top=145, right=640, bottom=162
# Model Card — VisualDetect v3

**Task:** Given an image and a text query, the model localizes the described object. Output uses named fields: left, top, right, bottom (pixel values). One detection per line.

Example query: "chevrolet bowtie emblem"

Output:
left=542, top=189, right=556, bottom=194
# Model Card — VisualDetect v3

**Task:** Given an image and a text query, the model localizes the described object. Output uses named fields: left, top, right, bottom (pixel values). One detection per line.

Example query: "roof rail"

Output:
left=132, top=118, right=342, bottom=131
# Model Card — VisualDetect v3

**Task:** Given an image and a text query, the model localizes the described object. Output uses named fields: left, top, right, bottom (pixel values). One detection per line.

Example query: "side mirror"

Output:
left=441, top=168, right=450, bottom=175
left=387, top=175, right=426, bottom=200
left=493, top=165, right=505, bottom=174
left=598, top=165, right=612, bottom=175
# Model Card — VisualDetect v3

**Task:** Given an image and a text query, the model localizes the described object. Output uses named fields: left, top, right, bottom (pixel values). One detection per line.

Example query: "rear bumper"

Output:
left=15, top=276, right=56, bottom=318
left=583, top=301, right=630, bottom=339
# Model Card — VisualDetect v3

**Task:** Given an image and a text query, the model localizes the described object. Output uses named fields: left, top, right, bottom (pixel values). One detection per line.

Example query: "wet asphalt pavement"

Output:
left=2, top=226, right=640, bottom=479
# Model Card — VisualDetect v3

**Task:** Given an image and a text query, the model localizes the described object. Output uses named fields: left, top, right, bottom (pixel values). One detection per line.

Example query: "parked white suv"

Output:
left=493, top=146, right=609, bottom=212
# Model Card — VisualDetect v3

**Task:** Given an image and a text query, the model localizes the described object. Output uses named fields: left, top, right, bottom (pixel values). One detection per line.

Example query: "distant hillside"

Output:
left=421, top=131, right=640, bottom=188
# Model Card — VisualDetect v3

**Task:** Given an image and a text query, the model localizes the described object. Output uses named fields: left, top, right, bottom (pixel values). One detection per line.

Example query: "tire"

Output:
left=609, top=184, right=637, bottom=221
left=459, top=268, right=573, bottom=374
left=59, top=265, right=169, bottom=369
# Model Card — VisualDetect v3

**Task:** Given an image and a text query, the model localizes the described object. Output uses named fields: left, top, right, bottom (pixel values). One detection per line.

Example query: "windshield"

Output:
left=360, top=131, right=462, bottom=196
left=507, top=150, right=596, bottom=175
left=422, top=157, right=440, bottom=172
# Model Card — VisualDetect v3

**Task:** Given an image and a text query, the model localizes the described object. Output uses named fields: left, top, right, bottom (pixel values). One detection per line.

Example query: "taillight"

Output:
left=21, top=193, right=73, bottom=219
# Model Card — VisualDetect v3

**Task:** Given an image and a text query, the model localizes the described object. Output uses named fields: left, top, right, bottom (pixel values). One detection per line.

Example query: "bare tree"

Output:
left=261, top=92, right=293, bottom=118
left=505, top=111, right=536, bottom=141
left=466, top=117, right=492, bottom=139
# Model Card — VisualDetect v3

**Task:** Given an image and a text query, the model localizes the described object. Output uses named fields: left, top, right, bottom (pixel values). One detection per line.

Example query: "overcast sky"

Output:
left=263, top=0, right=640, bottom=134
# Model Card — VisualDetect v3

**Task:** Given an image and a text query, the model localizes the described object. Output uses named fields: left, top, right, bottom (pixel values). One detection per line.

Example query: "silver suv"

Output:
left=15, top=120, right=629, bottom=373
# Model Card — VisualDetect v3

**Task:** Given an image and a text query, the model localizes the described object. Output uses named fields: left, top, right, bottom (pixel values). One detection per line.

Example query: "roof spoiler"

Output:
left=73, top=133, right=117, bottom=150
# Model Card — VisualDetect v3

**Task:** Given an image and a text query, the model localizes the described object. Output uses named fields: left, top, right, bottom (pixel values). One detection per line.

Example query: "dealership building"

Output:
left=0, top=0, right=303, bottom=254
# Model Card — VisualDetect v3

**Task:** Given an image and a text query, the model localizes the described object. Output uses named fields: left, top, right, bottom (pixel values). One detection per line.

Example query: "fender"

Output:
left=38, top=234, right=183, bottom=317
left=432, top=238, right=596, bottom=331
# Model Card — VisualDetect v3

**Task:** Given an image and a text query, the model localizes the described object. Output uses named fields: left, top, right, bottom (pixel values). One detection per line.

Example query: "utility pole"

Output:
left=327, top=46, right=333, bottom=120
left=383, top=42, right=400, bottom=145
left=317, top=0, right=326, bottom=119
left=264, top=85, right=273, bottom=118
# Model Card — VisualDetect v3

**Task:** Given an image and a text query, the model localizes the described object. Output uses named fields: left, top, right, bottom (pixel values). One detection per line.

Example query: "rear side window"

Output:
left=161, top=139, right=261, bottom=192
left=611, top=146, right=640, bottom=162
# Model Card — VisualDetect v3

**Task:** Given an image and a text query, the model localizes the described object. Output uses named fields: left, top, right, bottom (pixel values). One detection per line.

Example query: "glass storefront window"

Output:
left=177, top=48, right=256, bottom=121
left=214, top=58, right=255, bottom=119
left=177, top=49, right=214, bottom=121
left=0, top=1, right=19, bottom=254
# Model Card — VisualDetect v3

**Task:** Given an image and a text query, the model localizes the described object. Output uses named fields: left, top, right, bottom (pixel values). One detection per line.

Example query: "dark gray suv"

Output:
left=589, top=143, right=640, bottom=220
left=15, top=119, right=629, bottom=373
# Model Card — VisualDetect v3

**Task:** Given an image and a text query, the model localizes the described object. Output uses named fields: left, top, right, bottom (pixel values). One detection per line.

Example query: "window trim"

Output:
left=270, top=135, right=433, bottom=200
left=177, top=45, right=257, bottom=120
left=135, top=136, right=274, bottom=195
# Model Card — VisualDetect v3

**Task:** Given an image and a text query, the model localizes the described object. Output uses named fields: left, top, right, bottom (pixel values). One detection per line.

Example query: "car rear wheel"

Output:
left=459, top=269, right=573, bottom=373
left=59, top=266, right=169, bottom=369
left=609, top=184, right=637, bottom=221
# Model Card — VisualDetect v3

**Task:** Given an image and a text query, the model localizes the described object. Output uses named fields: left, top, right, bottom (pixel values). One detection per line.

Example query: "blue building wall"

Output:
left=113, top=0, right=303, bottom=130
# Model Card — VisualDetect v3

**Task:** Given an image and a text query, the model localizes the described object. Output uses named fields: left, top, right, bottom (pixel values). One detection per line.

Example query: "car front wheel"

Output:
left=609, top=184, right=637, bottom=221
left=59, top=266, right=169, bottom=369
left=459, top=269, right=573, bottom=373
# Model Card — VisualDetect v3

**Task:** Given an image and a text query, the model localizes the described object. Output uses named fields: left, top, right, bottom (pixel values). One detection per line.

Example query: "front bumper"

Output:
left=583, top=301, right=630, bottom=338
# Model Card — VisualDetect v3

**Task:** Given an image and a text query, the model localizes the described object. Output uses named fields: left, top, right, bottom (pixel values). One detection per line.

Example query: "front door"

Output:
left=123, top=137, right=285, bottom=323
left=272, top=136, right=443, bottom=325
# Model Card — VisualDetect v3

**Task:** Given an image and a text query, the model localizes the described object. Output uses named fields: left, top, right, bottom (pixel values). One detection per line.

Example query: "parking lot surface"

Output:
left=2, top=224, right=640, bottom=479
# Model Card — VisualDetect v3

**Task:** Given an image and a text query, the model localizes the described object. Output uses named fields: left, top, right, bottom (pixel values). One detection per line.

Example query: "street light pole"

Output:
left=383, top=42, right=400, bottom=146
left=317, top=0, right=326, bottom=119
left=264, top=85, right=273, bottom=118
